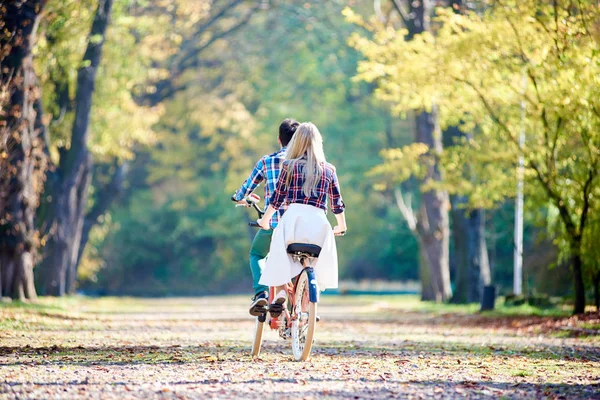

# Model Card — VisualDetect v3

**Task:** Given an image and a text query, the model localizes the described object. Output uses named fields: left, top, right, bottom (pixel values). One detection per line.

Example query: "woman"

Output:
left=256, top=122, right=347, bottom=307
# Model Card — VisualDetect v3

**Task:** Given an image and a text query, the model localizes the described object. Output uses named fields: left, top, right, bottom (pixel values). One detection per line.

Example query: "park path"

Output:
left=1, top=296, right=599, bottom=399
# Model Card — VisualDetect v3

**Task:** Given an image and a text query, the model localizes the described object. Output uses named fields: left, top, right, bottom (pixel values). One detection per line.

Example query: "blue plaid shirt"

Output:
left=232, top=147, right=287, bottom=228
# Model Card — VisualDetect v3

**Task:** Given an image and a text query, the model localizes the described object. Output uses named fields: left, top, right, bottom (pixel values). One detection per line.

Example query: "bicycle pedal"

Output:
left=250, top=305, right=268, bottom=317
left=268, top=303, right=284, bottom=317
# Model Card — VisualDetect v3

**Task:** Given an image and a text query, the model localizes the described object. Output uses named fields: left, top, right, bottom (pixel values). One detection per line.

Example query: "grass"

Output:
left=321, top=293, right=573, bottom=317
left=510, top=369, right=533, bottom=378
left=0, top=293, right=575, bottom=318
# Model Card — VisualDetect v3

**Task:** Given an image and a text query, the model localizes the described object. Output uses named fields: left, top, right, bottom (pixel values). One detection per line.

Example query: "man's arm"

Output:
left=232, top=158, right=265, bottom=202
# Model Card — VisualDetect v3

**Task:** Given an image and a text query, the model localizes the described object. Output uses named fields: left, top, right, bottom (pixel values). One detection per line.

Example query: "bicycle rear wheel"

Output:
left=291, top=271, right=316, bottom=361
left=251, top=315, right=265, bottom=357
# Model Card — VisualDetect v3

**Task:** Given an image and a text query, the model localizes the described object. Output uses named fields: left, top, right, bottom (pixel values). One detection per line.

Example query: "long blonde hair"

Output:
left=285, top=122, right=326, bottom=197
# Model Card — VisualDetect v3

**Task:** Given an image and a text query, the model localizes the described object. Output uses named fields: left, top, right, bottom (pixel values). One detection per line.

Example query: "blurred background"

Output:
left=1, top=0, right=598, bottom=313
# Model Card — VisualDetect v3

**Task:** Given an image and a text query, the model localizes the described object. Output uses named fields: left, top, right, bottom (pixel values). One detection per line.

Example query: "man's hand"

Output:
left=233, top=199, right=249, bottom=207
left=257, top=217, right=271, bottom=230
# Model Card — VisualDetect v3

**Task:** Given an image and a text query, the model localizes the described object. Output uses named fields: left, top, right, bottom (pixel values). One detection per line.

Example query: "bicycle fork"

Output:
left=304, top=267, right=319, bottom=303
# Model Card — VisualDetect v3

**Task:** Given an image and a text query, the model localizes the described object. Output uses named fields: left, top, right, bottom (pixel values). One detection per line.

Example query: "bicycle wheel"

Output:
left=291, top=271, right=317, bottom=361
left=251, top=315, right=265, bottom=357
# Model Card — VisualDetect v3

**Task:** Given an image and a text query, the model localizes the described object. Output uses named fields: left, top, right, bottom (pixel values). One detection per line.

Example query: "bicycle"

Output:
left=237, top=194, right=339, bottom=361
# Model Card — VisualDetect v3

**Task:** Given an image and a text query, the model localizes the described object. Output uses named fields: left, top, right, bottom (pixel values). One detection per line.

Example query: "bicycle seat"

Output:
left=286, top=243, right=321, bottom=257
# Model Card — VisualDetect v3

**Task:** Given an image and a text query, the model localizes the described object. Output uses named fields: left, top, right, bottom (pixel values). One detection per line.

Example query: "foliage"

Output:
left=82, top=0, right=422, bottom=295
left=35, top=0, right=160, bottom=163
left=349, top=0, right=600, bottom=306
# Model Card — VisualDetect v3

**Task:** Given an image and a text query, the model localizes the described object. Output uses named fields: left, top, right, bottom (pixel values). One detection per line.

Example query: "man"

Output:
left=232, top=119, right=299, bottom=315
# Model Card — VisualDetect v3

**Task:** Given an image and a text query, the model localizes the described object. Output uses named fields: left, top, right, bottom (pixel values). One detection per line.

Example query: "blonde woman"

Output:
left=256, top=122, right=347, bottom=308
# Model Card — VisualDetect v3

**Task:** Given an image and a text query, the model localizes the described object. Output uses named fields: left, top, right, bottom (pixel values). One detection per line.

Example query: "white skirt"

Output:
left=259, top=204, right=338, bottom=290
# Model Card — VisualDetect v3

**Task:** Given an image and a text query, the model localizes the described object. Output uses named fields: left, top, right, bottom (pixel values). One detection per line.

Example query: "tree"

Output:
left=83, top=0, right=422, bottom=295
left=351, top=0, right=600, bottom=313
left=0, top=0, right=48, bottom=300
left=33, top=0, right=161, bottom=295
left=37, top=0, right=114, bottom=295
left=347, top=1, right=452, bottom=302
left=445, top=1, right=491, bottom=304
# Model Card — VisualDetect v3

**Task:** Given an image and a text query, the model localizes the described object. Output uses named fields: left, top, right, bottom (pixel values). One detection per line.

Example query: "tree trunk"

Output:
left=450, top=196, right=492, bottom=304
left=443, top=1, right=491, bottom=304
left=389, top=0, right=451, bottom=302
left=38, top=0, right=113, bottom=296
left=415, top=110, right=452, bottom=302
left=74, top=160, right=127, bottom=274
left=572, top=251, right=586, bottom=315
left=467, top=208, right=491, bottom=301
left=450, top=195, right=469, bottom=303
left=418, top=237, right=435, bottom=301
left=0, top=0, right=48, bottom=300
left=593, top=272, right=600, bottom=311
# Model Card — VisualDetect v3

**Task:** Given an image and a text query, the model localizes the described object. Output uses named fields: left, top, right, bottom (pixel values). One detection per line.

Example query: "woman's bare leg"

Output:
left=274, top=284, right=287, bottom=295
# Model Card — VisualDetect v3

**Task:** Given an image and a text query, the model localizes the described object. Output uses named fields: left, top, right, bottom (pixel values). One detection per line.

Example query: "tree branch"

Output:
left=139, top=3, right=259, bottom=106
left=75, top=160, right=128, bottom=270
left=528, top=159, right=577, bottom=239
left=454, top=76, right=519, bottom=146
left=394, top=186, right=418, bottom=233
left=579, top=166, right=595, bottom=238
left=179, top=6, right=257, bottom=72
left=390, top=0, right=410, bottom=26
left=169, top=0, right=245, bottom=72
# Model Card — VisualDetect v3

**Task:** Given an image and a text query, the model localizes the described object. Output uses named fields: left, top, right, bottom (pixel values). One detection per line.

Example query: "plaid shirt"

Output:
left=270, top=160, right=346, bottom=214
left=233, top=148, right=287, bottom=228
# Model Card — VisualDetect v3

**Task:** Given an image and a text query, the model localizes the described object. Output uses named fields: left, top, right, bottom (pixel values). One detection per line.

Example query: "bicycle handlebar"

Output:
left=249, top=201, right=265, bottom=218
left=233, top=195, right=264, bottom=227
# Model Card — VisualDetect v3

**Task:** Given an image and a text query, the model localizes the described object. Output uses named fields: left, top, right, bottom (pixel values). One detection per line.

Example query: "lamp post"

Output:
left=513, top=72, right=526, bottom=296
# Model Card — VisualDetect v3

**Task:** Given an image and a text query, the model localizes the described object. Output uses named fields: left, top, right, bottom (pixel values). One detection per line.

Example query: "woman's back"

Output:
left=271, top=160, right=345, bottom=215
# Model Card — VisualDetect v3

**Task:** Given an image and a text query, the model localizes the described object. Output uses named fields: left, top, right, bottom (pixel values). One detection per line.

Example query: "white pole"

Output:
left=513, top=73, right=526, bottom=296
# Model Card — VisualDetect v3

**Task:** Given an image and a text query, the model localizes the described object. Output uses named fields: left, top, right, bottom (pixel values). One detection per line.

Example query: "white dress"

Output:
left=258, top=203, right=338, bottom=290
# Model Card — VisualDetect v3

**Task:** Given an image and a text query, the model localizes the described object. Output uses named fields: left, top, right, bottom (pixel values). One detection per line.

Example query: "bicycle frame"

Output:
left=268, top=266, right=318, bottom=331
left=236, top=194, right=320, bottom=337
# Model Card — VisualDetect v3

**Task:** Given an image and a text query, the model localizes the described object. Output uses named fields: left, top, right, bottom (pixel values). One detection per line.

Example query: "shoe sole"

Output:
left=249, top=298, right=268, bottom=316
left=268, top=297, right=286, bottom=318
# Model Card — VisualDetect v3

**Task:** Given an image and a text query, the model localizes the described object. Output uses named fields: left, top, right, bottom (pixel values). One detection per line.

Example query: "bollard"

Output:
left=480, top=285, right=496, bottom=311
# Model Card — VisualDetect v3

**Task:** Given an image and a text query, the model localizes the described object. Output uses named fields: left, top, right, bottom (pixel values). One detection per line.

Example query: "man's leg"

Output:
left=249, top=229, right=272, bottom=294
left=248, top=229, right=272, bottom=315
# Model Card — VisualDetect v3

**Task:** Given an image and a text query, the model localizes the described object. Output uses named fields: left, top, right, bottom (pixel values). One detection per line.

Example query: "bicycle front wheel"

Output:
left=291, top=271, right=317, bottom=361
left=251, top=316, right=265, bottom=357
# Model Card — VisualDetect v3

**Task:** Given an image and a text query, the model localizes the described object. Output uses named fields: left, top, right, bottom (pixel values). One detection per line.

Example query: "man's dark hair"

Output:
left=279, top=118, right=299, bottom=146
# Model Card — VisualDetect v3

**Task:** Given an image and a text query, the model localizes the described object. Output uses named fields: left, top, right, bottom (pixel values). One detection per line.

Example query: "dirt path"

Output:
left=1, top=296, right=599, bottom=399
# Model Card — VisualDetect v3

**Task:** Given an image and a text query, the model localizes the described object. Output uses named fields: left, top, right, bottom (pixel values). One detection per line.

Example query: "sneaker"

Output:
left=269, top=290, right=287, bottom=318
left=249, top=292, right=268, bottom=316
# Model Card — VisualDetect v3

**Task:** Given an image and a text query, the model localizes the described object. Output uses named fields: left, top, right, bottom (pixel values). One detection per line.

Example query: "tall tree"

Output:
left=445, top=0, right=491, bottom=304
left=352, top=0, right=452, bottom=301
left=352, top=0, right=600, bottom=314
left=70, top=0, right=262, bottom=281
left=38, top=0, right=114, bottom=295
left=0, top=0, right=48, bottom=300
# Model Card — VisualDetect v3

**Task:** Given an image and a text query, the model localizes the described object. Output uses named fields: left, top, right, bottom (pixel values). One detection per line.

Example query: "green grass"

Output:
left=324, top=294, right=571, bottom=317
left=1, top=294, right=573, bottom=318
left=0, top=296, right=81, bottom=312
left=581, top=322, right=600, bottom=330
left=510, top=369, right=533, bottom=378
left=482, top=302, right=571, bottom=318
